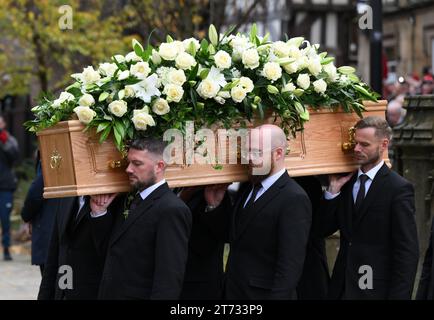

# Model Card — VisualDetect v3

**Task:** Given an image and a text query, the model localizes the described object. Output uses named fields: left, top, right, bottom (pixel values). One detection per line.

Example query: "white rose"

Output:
left=81, top=66, right=101, bottom=85
left=151, top=49, right=161, bottom=65
left=282, top=82, right=296, bottom=93
left=242, top=48, right=260, bottom=69
left=98, top=63, right=118, bottom=78
left=152, top=98, right=170, bottom=115
left=117, top=70, right=130, bottom=80
left=53, top=91, right=75, bottom=107
left=272, top=41, right=290, bottom=57
left=307, top=58, right=322, bottom=76
left=324, top=64, right=339, bottom=82
left=214, top=96, right=225, bottom=104
left=167, top=69, right=186, bottom=86
left=238, top=77, right=254, bottom=93
left=288, top=46, right=302, bottom=59
left=231, top=86, right=247, bottom=103
left=132, top=109, right=155, bottom=130
left=297, top=56, right=309, bottom=70
left=159, top=42, right=179, bottom=61
left=218, top=91, right=231, bottom=99
left=125, top=51, right=143, bottom=62
left=263, top=62, right=282, bottom=82
left=175, top=52, right=196, bottom=70
left=231, top=68, right=241, bottom=78
left=113, top=54, right=125, bottom=63
left=297, top=74, right=311, bottom=90
left=108, top=100, right=128, bottom=117
left=73, top=106, right=96, bottom=124
left=197, top=79, right=220, bottom=99
left=163, top=84, right=184, bottom=103
left=78, top=93, right=95, bottom=107
left=182, top=38, right=200, bottom=53
left=283, top=62, right=298, bottom=74
left=214, top=51, right=231, bottom=69
left=173, top=41, right=185, bottom=54
left=124, top=85, right=135, bottom=98
left=313, top=79, right=327, bottom=94
left=130, top=62, right=151, bottom=79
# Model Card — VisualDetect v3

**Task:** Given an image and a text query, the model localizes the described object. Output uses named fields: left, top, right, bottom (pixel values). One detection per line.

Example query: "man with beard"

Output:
left=320, top=116, right=419, bottom=299
left=93, top=137, right=192, bottom=299
left=208, top=124, right=312, bottom=299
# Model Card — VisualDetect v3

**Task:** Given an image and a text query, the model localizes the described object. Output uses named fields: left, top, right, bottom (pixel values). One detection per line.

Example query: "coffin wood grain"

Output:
left=38, top=101, right=389, bottom=198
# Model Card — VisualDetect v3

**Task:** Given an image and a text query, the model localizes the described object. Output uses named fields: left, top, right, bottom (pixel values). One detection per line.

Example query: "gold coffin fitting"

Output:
left=108, top=160, right=123, bottom=169
left=50, top=150, right=62, bottom=169
left=342, top=126, right=356, bottom=151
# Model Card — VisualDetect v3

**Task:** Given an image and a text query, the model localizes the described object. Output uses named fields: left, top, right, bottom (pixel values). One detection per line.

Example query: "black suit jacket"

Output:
left=224, top=171, right=312, bottom=300
left=294, top=176, right=330, bottom=300
left=319, top=163, right=419, bottom=300
left=180, top=188, right=232, bottom=300
left=38, top=197, right=118, bottom=300
left=417, top=218, right=434, bottom=300
left=98, top=183, right=192, bottom=300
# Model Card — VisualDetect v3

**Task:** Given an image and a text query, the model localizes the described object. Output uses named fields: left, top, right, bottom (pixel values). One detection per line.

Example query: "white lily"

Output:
left=206, top=66, right=227, bottom=88
left=132, top=74, right=161, bottom=103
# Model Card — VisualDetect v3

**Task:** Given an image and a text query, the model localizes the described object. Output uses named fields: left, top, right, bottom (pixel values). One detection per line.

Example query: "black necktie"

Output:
left=354, top=174, right=369, bottom=213
left=244, top=183, right=262, bottom=209
left=129, top=193, right=142, bottom=212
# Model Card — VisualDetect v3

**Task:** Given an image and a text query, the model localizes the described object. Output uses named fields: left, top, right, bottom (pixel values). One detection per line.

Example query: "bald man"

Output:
left=210, top=124, right=312, bottom=299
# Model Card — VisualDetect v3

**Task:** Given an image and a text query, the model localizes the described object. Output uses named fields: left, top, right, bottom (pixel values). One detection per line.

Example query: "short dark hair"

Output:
left=355, top=116, right=392, bottom=140
left=129, top=137, right=167, bottom=156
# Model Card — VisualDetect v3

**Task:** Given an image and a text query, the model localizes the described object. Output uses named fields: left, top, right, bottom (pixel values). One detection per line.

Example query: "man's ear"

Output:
left=155, top=159, right=166, bottom=173
left=275, top=147, right=284, bottom=161
left=381, top=138, right=389, bottom=151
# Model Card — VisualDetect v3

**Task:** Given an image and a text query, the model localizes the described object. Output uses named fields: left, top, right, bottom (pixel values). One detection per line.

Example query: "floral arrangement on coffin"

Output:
left=25, top=24, right=379, bottom=152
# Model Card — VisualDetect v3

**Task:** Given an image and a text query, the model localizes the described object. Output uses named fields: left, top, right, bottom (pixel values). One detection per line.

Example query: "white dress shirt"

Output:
left=243, top=168, right=286, bottom=208
left=324, top=160, right=385, bottom=202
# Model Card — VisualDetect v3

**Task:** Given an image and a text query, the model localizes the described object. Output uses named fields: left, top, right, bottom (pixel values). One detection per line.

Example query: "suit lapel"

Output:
left=353, top=163, right=389, bottom=228
left=60, top=197, right=77, bottom=237
left=74, top=196, right=91, bottom=230
left=232, top=184, right=250, bottom=241
left=344, top=173, right=358, bottom=236
left=109, top=183, right=170, bottom=246
left=235, top=172, right=289, bottom=240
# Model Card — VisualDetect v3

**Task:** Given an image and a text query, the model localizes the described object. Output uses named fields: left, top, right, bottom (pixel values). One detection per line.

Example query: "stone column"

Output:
left=393, top=95, right=434, bottom=295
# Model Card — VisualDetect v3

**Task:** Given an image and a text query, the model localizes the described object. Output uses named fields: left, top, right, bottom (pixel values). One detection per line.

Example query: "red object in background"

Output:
left=423, top=74, right=434, bottom=82
left=0, top=130, right=8, bottom=144
left=412, top=72, right=420, bottom=81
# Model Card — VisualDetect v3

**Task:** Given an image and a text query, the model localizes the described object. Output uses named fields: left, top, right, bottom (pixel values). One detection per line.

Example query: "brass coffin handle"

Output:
left=108, top=160, right=122, bottom=169
left=50, top=150, right=62, bottom=169
left=342, top=127, right=356, bottom=151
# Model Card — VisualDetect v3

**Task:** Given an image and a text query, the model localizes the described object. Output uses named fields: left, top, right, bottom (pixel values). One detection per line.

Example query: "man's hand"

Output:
left=90, top=193, right=118, bottom=214
left=178, top=186, right=201, bottom=202
left=204, top=184, right=230, bottom=207
left=328, top=173, right=354, bottom=195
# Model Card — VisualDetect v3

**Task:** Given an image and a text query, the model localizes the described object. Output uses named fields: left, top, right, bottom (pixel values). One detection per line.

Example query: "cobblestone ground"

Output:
left=0, top=244, right=41, bottom=300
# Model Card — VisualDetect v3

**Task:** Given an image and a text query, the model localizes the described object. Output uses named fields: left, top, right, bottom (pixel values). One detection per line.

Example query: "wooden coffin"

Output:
left=38, top=100, right=389, bottom=198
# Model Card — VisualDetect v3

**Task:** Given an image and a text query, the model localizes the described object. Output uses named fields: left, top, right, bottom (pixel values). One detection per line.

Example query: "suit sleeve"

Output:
left=318, top=196, right=340, bottom=238
left=151, top=203, right=192, bottom=299
left=89, top=196, right=122, bottom=256
left=416, top=219, right=433, bottom=300
left=196, top=193, right=232, bottom=242
left=21, top=170, right=44, bottom=223
left=271, top=192, right=312, bottom=299
left=37, top=210, right=60, bottom=300
left=388, top=182, right=419, bottom=299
